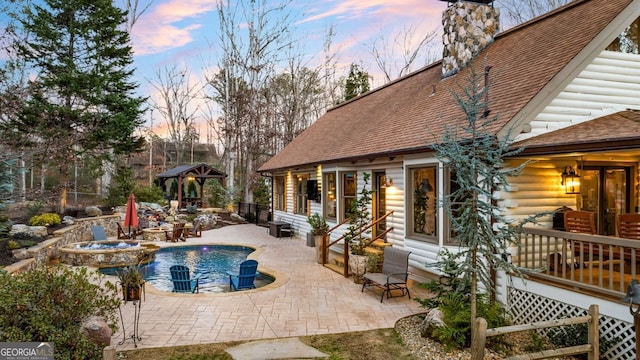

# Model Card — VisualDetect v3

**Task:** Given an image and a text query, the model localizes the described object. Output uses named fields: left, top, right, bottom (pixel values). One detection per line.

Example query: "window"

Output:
left=274, top=176, right=285, bottom=211
left=342, top=172, right=357, bottom=220
left=408, top=167, right=437, bottom=241
left=294, top=174, right=309, bottom=215
left=324, top=173, right=337, bottom=220
left=445, top=170, right=461, bottom=245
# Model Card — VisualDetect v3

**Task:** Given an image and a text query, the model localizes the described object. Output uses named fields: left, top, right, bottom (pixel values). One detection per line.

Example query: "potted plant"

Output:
left=117, top=264, right=145, bottom=302
left=308, top=213, right=330, bottom=263
left=344, top=173, right=373, bottom=283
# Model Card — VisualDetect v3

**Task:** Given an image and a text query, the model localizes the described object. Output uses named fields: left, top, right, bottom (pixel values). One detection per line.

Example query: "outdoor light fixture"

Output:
left=187, top=176, right=196, bottom=181
left=561, top=165, right=580, bottom=194
left=381, top=177, right=394, bottom=188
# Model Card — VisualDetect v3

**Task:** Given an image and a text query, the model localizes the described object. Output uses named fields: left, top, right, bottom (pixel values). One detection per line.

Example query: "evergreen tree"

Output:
left=431, top=65, right=540, bottom=342
left=344, top=63, right=370, bottom=101
left=1, top=0, right=145, bottom=212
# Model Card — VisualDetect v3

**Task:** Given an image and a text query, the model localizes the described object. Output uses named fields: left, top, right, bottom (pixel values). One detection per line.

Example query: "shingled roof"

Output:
left=516, top=110, right=640, bottom=155
left=259, top=0, right=634, bottom=172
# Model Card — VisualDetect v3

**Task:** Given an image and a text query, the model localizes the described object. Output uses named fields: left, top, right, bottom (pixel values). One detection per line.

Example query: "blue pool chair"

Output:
left=227, top=260, right=258, bottom=291
left=91, top=225, right=108, bottom=241
left=169, top=265, right=201, bottom=293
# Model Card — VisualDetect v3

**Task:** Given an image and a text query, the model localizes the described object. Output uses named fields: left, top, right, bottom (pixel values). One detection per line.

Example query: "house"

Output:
left=258, top=1, right=640, bottom=358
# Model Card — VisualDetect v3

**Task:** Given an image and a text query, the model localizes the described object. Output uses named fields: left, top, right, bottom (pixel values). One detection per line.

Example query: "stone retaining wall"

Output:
left=4, top=215, right=122, bottom=274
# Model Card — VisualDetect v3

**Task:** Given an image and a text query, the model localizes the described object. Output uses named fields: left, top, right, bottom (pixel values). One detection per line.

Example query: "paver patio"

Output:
left=109, top=223, right=428, bottom=351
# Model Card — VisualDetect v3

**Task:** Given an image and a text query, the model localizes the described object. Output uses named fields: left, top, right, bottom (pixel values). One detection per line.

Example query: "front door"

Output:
left=580, top=165, right=632, bottom=235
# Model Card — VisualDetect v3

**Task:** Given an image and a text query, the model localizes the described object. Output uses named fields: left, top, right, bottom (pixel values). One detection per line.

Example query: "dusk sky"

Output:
left=124, top=0, right=449, bottom=134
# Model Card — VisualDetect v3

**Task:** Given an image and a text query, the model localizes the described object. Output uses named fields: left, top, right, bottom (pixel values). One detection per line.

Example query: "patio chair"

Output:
left=117, top=222, right=141, bottom=240
left=165, top=222, right=186, bottom=242
left=617, top=213, right=640, bottom=240
left=169, top=265, right=201, bottom=293
left=564, top=210, right=596, bottom=234
left=361, top=246, right=411, bottom=303
left=90, top=225, right=108, bottom=241
left=227, top=259, right=259, bottom=291
left=279, top=219, right=294, bottom=238
left=185, top=220, right=202, bottom=238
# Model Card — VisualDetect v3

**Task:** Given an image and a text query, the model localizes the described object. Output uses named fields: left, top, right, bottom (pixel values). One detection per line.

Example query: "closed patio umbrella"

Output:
left=124, top=193, right=139, bottom=235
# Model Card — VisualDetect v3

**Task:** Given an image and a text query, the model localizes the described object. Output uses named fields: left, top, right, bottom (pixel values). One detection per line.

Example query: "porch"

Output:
left=515, top=227, right=640, bottom=300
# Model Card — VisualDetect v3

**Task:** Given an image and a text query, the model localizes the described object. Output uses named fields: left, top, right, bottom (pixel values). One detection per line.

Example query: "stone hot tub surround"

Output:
left=58, top=240, right=160, bottom=268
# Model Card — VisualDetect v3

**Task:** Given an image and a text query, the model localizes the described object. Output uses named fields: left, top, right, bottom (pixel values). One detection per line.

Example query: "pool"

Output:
left=100, top=245, right=274, bottom=293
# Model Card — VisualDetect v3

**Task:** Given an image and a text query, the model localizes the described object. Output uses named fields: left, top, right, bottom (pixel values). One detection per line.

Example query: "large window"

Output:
left=324, top=173, right=337, bottom=220
left=274, top=176, right=285, bottom=211
left=409, top=167, right=437, bottom=241
left=342, top=172, right=357, bottom=220
left=295, top=174, right=309, bottom=215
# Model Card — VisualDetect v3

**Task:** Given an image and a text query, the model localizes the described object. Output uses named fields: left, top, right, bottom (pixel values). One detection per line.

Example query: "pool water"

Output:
left=100, top=245, right=274, bottom=293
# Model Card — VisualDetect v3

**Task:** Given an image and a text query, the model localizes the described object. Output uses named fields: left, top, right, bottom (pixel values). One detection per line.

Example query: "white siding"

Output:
left=517, top=50, right=640, bottom=141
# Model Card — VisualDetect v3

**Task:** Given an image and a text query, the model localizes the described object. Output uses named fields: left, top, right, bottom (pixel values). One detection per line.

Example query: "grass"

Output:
left=117, top=328, right=417, bottom=360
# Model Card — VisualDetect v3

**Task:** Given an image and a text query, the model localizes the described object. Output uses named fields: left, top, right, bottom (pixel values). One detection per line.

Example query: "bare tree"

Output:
left=209, top=0, right=298, bottom=203
left=148, top=65, right=203, bottom=167
left=497, top=0, right=573, bottom=28
left=365, top=23, right=440, bottom=83
left=122, top=0, right=156, bottom=31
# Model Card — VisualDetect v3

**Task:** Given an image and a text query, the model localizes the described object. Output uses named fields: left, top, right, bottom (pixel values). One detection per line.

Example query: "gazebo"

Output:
left=156, top=163, right=226, bottom=209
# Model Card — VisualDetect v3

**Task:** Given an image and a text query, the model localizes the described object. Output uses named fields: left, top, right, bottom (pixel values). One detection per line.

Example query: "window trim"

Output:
left=406, top=165, right=438, bottom=244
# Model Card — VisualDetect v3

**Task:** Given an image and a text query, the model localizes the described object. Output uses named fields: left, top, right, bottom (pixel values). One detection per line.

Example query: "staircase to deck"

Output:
left=320, top=211, right=394, bottom=277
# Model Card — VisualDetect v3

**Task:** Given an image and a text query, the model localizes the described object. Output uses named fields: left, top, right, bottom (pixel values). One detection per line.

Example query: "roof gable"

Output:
left=259, top=0, right=635, bottom=172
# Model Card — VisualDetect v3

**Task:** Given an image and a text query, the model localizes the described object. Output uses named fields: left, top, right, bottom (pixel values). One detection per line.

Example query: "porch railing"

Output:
left=515, top=227, right=640, bottom=299
left=321, top=211, right=394, bottom=277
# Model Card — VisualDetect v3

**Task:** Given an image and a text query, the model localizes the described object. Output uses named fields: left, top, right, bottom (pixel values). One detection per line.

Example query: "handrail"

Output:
left=321, top=211, right=394, bottom=277
left=516, top=227, right=640, bottom=300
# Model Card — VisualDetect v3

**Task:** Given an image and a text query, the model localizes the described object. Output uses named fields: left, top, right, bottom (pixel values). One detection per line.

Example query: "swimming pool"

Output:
left=100, top=245, right=274, bottom=293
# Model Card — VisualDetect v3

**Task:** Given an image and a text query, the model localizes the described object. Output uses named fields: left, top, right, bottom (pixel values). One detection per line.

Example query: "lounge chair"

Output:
left=227, top=259, right=258, bottom=291
left=165, top=223, right=186, bottom=242
left=185, top=220, right=202, bottom=238
left=117, top=222, right=141, bottom=240
left=169, top=265, right=201, bottom=293
left=361, top=246, right=411, bottom=303
left=91, top=225, right=108, bottom=241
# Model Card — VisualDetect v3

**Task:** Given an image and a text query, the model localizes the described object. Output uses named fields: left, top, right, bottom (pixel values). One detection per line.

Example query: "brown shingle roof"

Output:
left=515, top=110, right=640, bottom=155
left=259, top=0, right=634, bottom=172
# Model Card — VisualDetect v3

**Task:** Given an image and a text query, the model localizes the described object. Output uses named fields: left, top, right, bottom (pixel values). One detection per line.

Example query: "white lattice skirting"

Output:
left=507, top=287, right=635, bottom=360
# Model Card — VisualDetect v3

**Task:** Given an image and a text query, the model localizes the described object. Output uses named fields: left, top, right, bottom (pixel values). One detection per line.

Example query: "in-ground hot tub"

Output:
left=58, top=240, right=160, bottom=268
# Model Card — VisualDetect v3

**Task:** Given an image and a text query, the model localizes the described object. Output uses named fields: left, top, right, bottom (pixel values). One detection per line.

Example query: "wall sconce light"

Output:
left=561, top=165, right=580, bottom=194
left=186, top=176, right=196, bottom=181
left=381, top=177, right=394, bottom=188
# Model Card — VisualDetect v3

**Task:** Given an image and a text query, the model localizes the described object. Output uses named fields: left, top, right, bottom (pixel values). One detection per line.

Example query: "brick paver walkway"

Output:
left=110, top=224, right=427, bottom=351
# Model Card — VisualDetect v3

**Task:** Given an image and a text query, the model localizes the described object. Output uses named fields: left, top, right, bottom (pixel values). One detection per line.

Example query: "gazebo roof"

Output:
left=156, top=163, right=226, bottom=179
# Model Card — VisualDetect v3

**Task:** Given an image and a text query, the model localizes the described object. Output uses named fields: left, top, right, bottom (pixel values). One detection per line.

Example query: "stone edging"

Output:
left=4, top=215, right=122, bottom=274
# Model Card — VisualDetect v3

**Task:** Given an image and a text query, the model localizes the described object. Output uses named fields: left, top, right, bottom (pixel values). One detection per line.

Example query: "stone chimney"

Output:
left=441, top=1, right=500, bottom=78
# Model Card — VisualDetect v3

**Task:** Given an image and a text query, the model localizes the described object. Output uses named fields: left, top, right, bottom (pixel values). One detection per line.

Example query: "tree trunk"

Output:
left=58, top=165, right=68, bottom=214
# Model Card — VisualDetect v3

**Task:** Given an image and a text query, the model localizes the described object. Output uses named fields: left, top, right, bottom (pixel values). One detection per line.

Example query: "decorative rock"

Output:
left=195, top=214, right=218, bottom=228
left=62, top=216, right=75, bottom=225
left=9, top=224, right=48, bottom=238
left=85, top=206, right=103, bottom=217
left=230, top=213, right=245, bottom=222
left=81, top=316, right=112, bottom=347
left=419, top=308, right=445, bottom=338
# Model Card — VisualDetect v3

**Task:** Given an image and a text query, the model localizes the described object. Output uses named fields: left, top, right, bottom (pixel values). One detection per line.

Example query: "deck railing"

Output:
left=515, top=227, right=640, bottom=299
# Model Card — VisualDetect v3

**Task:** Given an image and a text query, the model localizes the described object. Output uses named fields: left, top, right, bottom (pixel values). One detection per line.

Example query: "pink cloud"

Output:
left=130, top=0, right=217, bottom=56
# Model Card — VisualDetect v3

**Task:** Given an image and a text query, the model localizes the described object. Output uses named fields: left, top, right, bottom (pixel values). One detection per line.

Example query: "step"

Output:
left=324, top=262, right=344, bottom=275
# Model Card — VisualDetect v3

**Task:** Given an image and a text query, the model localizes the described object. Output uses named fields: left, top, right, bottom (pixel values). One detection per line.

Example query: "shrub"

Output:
left=547, top=321, right=620, bottom=359
left=186, top=205, right=198, bottom=214
left=134, top=185, right=166, bottom=204
left=0, top=266, right=121, bottom=359
left=29, top=213, right=61, bottom=227
left=6, top=239, right=20, bottom=250
left=26, top=201, right=44, bottom=218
